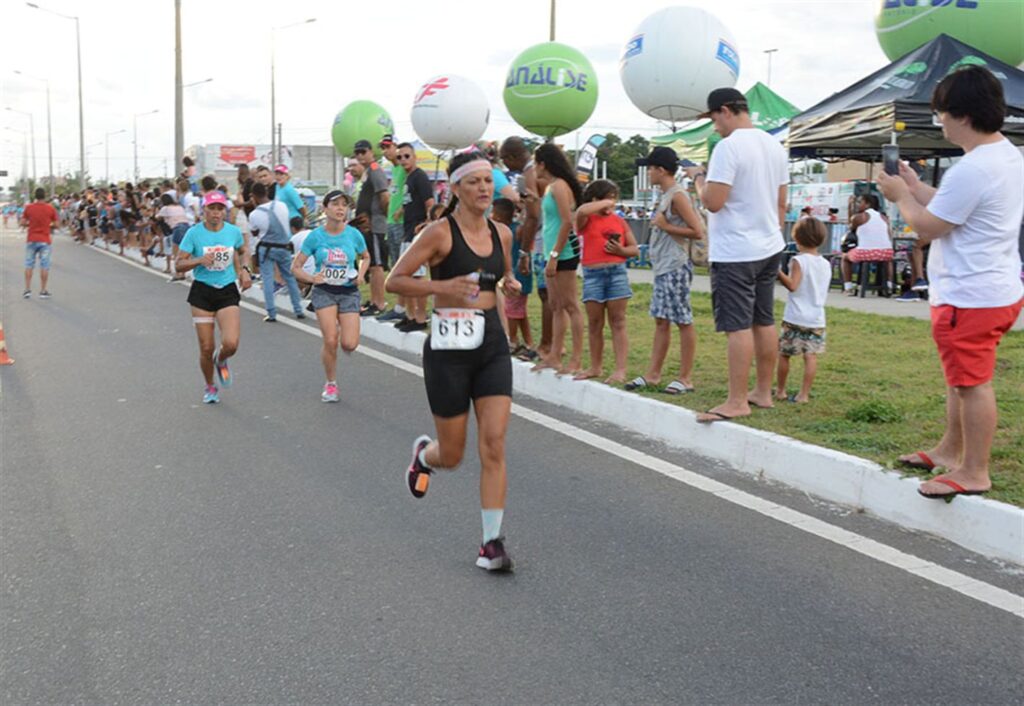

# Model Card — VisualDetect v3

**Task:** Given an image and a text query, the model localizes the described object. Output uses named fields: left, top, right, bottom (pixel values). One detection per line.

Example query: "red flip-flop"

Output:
left=899, top=451, right=936, bottom=470
left=918, top=477, right=989, bottom=500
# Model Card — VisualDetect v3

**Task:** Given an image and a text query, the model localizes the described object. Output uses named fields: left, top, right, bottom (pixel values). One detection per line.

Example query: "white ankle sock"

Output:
left=482, top=509, right=504, bottom=543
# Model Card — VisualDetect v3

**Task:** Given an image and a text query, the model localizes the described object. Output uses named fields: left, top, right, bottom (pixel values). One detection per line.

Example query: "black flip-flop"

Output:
left=918, top=478, right=989, bottom=501
left=697, top=410, right=733, bottom=424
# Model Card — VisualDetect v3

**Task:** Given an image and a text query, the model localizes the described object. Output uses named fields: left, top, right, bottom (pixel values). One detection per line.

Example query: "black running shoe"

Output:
left=476, top=538, right=514, bottom=572
left=407, top=435, right=433, bottom=498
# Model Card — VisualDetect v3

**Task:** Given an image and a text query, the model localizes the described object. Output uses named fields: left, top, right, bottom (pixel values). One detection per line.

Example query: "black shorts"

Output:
left=367, top=232, right=389, bottom=269
left=710, top=251, right=783, bottom=333
left=422, top=308, right=512, bottom=418
left=556, top=255, right=580, bottom=271
left=187, top=280, right=241, bottom=312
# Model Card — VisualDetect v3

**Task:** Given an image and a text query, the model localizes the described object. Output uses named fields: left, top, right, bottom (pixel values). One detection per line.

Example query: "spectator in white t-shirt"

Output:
left=878, top=66, right=1023, bottom=500
left=290, top=216, right=315, bottom=275
left=687, top=88, right=789, bottom=424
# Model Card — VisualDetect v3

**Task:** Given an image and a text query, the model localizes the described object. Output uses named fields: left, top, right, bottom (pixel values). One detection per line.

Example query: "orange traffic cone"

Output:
left=0, top=322, right=14, bottom=365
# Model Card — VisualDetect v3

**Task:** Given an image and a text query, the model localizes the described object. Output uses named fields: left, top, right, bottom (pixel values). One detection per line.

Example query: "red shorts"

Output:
left=504, top=292, right=528, bottom=320
left=848, top=248, right=893, bottom=262
left=930, top=299, right=1022, bottom=387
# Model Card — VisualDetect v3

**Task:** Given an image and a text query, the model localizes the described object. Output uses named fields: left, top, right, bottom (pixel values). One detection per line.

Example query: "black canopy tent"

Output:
left=787, top=35, right=1024, bottom=161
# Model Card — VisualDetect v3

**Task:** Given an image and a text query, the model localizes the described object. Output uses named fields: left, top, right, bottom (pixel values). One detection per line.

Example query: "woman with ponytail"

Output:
left=533, top=143, right=584, bottom=375
left=385, top=151, right=522, bottom=572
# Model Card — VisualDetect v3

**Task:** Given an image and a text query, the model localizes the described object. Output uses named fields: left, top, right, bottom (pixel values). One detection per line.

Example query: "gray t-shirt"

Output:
left=649, top=184, right=691, bottom=276
left=367, top=164, right=389, bottom=235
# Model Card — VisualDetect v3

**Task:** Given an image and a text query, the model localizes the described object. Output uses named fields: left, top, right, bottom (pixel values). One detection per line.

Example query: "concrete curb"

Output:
left=355, top=312, right=1024, bottom=567
left=119, top=248, right=1024, bottom=566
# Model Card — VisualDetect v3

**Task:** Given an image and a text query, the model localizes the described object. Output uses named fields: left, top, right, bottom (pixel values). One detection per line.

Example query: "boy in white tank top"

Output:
left=776, top=218, right=832, bottom=403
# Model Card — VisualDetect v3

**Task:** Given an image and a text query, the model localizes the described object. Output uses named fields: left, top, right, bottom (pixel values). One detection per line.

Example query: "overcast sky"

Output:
left=1, top=0, right=889, bottom=190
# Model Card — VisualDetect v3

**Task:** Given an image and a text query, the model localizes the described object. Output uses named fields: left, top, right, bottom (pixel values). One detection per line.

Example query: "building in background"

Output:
left=186, top=144, right=344, bottom=193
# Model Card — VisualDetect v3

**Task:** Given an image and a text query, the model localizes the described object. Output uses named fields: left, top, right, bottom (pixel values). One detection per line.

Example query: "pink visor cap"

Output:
left=203, top=191, right=228, bottom=207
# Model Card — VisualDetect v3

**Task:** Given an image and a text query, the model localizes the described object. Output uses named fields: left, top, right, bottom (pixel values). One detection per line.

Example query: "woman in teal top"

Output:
left=292, top=190, right=369, bottom=402
left=175, top=191, right=252, bottom=405
left=534, top=143, right=584, bottom=376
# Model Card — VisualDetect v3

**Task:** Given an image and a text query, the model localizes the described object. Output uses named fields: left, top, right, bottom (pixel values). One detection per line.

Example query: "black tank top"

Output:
left=431, top=215, right=504, bottom=292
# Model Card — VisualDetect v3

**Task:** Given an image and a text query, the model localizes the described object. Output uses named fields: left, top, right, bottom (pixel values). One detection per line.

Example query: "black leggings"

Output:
left=422, top=308, right=512, bottom=418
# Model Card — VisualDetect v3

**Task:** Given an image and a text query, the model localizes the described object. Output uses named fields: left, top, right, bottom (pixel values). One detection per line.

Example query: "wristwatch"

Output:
left=549, top=249, right=560, bottom=259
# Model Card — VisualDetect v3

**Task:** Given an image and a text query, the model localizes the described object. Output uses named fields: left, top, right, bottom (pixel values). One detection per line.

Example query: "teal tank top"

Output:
left=541, top=187, right=578, bottom=262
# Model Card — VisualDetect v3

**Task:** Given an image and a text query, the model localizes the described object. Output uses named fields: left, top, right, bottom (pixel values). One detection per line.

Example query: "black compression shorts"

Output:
left=422, top=308, right=512, bottom=418
left=187, top=280, right=241, bottom=312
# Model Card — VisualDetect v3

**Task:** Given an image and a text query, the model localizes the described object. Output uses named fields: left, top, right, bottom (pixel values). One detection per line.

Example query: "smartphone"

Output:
left=882, top=144, right=900, bottom=176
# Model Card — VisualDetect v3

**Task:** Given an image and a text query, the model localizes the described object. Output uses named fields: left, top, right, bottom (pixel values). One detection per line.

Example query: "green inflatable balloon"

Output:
left=503, top=42, right=599, bottom=138
left=331, top=100, right=394, bottom=156
left=875, top=0, right=1024, bottom=67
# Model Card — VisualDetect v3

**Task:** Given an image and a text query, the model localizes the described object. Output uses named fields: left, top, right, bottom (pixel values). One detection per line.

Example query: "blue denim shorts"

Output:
left=25, top=242, right=52, bottom=270
left=582, top=263, right=632, bottom=303
left=311, top=285, right=361, bottom=313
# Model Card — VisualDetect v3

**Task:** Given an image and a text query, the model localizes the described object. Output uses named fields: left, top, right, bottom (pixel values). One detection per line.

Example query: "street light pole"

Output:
left=175, top=77, right=213, bottom=169
left=174, top=0, right=183, bottom=168
left=133, top=109, right=159, bottom=184
left=270, top=18, right=316, bottom=166
left=5, top=126, right=28, bottom=195
left=6, top=108, right=36, bottom=186
left=26, top=3, right=86, bottom=189
left=764, top=48, right=779, bottom=88
left=105, top=129, right=126, bottom=185
left=74, top=15, right=84, bottom=187
left=15, top=71, right=54, bottom=197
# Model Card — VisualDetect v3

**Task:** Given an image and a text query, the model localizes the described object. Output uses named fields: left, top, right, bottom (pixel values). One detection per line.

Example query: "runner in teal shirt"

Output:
left=301, top=225, right=367, bottom=289
left=179, top=220, right=246, bottom=288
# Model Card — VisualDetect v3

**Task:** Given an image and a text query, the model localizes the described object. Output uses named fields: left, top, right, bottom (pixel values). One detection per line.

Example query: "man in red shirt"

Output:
left=22, top=187, right=58, bottom=299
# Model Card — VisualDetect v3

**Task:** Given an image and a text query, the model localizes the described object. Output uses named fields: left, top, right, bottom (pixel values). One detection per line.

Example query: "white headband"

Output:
left=450, top=160, right=492, bottom=185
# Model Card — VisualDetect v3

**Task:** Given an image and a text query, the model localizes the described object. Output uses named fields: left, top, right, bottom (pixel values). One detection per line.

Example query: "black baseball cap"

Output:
left=378, top=134, right=395, bottom=147
left=697, top=87, right=748, bottom=119
left=635, top=146, right=679, bottom=172
left=323, top=189, right=347, bottom=207
left=353, top=139, right=373, bottom=153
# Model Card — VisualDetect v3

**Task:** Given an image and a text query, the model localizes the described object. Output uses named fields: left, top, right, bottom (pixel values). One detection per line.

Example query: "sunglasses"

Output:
left=354, top=149, right=369, bottom=155
left=397, top=154, right=413, bottom=160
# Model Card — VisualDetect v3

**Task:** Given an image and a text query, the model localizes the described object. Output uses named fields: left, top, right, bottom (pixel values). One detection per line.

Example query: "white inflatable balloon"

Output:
left=410, top=74, right=490, bottom=151
left=619, top=6, right=741, bottom=123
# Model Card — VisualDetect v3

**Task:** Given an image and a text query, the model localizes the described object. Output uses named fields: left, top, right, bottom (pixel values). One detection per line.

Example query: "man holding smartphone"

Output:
left=878, top=66, right=1022, bottom=500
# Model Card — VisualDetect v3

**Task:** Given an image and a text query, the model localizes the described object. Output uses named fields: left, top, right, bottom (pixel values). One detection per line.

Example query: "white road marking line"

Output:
left=88, top=243, right=1024, bottom=619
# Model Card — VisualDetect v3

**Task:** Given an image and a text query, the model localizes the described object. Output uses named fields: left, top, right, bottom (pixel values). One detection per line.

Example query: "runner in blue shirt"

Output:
left=176, top=191, right=253, bottom=404
left=273, top=165, right=307, bottom=221
left=291, top=190, right=369, bottom=402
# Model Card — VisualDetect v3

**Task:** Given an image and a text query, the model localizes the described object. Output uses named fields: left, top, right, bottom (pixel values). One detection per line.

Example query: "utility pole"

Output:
left=174, top=0, right=183, bottom=168
left=764, top=48, right=779, bottom=88
left=549, top=0, right=556, bottom=41
left=14, top=71, right=53, bottom=196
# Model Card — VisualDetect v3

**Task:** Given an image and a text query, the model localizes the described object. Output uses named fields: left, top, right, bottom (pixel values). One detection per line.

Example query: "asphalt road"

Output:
left=2, top=232, right=1023, bottom=704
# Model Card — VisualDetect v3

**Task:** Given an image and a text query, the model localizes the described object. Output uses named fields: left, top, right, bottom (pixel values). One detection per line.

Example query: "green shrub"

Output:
left=845, top=401, right=903, bottom=424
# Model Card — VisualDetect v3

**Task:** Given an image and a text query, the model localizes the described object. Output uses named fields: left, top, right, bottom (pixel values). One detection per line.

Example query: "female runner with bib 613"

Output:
left=385, top=152, right=521, bottom=572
